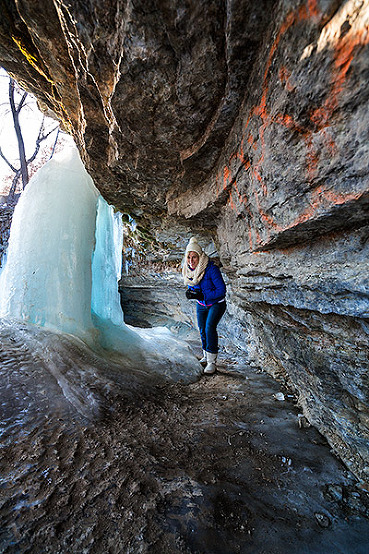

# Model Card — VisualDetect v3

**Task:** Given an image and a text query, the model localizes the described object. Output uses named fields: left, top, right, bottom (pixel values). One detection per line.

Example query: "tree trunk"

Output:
left=9, top=78, right=28, bottom=190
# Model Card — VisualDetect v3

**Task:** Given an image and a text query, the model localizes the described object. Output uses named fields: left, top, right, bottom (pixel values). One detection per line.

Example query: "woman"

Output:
left=182, top=237, right=226, bottom=374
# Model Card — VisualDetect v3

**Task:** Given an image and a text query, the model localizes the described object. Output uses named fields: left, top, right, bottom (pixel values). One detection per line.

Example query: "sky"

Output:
left=0, top=67, right=73, bottom=195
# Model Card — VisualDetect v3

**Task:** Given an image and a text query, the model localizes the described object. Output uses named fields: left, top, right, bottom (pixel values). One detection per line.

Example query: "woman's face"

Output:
left=187, top=251, right=199, bottom=270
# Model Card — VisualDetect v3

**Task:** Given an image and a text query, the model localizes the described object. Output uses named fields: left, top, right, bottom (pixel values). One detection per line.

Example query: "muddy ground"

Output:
left=1, top=333, right=369, bottom=553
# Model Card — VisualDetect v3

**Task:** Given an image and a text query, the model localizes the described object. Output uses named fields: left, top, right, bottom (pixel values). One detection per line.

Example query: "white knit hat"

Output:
left=185, top=237, right=203, bottom=256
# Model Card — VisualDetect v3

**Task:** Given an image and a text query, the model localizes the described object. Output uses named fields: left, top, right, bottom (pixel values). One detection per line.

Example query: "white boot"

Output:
left=199, top=350, right=207, bottom=364
left=204, top=352, right=217, bottom=374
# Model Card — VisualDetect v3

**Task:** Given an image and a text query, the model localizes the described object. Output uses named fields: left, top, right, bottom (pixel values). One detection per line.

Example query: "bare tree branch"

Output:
left=8, top=169, right=21, bottom=197
left=50, top=128, right=60, bottom=159
left=37, top=115, right=45, bottom=140
left=27, top=125, right=59, bottom=165
left=16, top=91, right=28, bottom=114
left=41, top=125, right=59, bottom=141
left=0, top=145, right=18, bottom=173
left=6, top=168, right=22, bottom=205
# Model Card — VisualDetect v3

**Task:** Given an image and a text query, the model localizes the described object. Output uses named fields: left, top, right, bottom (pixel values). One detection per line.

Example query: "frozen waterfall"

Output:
left=0, top=148, right=98, bottom=339
left=0, top=147, right=201, bottom=386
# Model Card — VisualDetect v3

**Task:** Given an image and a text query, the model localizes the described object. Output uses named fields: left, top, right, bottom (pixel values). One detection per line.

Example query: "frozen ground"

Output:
left=1, top=324, right=369, bottom=553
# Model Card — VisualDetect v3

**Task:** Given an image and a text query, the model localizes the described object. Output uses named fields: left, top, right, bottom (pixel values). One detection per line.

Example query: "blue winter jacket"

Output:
left=188, top=261, right=226, bottom=306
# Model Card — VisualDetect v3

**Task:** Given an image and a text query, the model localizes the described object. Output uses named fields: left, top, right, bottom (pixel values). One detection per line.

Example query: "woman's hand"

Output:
left=186, top=289, right=204, bottom=300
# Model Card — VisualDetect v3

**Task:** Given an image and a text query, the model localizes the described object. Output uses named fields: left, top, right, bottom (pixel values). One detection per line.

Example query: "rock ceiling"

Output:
left=0, top=0, right=274, bottom=222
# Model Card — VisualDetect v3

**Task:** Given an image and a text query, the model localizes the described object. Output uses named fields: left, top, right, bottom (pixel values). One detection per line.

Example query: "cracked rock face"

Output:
left=0, top=0, right=369, bottom=480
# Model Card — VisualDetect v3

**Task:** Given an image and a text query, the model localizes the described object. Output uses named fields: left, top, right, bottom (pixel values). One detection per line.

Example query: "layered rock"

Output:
left=0, top=0, right=368, bottom=480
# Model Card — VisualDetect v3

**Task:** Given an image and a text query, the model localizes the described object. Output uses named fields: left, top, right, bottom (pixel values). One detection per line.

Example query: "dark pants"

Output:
left=196, top=301, right=226, bottom=354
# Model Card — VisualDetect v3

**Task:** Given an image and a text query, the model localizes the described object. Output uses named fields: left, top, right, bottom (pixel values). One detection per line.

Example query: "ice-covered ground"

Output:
left=1, top=325, right=368, bottom=553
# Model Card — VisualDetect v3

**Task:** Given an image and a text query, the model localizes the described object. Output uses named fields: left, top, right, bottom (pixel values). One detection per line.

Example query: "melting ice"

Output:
left=0, top=148, right=201, bottom=418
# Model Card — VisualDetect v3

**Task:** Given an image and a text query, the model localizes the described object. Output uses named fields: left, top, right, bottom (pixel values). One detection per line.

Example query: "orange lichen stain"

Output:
left=255, top=0, right=324, bottom=187
left=324, top=189, right=364, bottom=205
left=297, top=0, right=320, bottom=22
left=253, top=168, right=267, bottom=192
left=223, top=166, right=231, bottom=190
left=253, top=89, right=268, bottom=120
left=311, top=29, right=369, bottom=127
left=321, top=128, right=337, bottom=156
left=287, top=206, right=317, bottom=228
left=307, top=0, right=320, bottom=18
left=272, top=187, right=365, bottom=238
left=274, top=7, right=369, bottom=186
left=279, top=66, right=295, bottom=91
left=264, top=12, right=295, bottom=86
left=242, top=160, right=251, bottom=172
left=232, top=181, right=243, bottom=202
left=259, top=211, right=279, bottom=230
left=304, top=134, right=319, bottom=180
left=229, top=152, right=238, bottom=165
left=255, top=233, right=263, bottom=246
left=233, top=181, right=253, bottom=216
left=275, top=113, right=303, bottom=133
left=230, top=141, right=247, bottom=167
left=250, top=4, right=313, bottom=204
left=227, top=189, right=236, bottom=211
left=262, top=0, right=319, bottom=84
left=279, top=66, right=288, bottom=82
left=333, top=29, right=369, bottom=91
left=213, top=1, right=368, bottom=249
left=237, top=146, right=248, bottom=166
left=273, top=111, right=323, bottom=181
left=310, top=105, right=329, bottom=128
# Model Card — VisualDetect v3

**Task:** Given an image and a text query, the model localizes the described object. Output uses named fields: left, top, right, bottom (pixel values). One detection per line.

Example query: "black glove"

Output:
left=186, top=288, right=204, bottom=300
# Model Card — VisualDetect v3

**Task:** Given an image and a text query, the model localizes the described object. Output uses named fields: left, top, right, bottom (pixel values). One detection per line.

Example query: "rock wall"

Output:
left=121, top=0, right=369, bottom=481
left=0, top=0, right=368, bottom=480
left=220, top=1, right=369, bottom=482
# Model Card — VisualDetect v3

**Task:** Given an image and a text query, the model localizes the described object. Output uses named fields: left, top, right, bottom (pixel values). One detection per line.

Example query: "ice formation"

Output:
left=0, top=148, right=98, bottom=340
left=0, top=147, right=201, bottom=386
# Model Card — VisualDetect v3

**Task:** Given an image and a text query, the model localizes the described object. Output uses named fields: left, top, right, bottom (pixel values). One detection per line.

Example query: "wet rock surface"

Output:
left=1, top=327, right=368, bottom=553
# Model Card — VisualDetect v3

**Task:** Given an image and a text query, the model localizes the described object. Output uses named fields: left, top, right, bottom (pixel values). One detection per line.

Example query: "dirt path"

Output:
left=1, top=343, right=369, bottom=553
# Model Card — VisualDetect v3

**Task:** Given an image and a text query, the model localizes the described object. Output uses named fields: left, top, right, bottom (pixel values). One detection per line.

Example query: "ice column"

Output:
left=0, top=147, right=99, bottom=340
left=91, top=197, right=124, bottom=326
left=90, top=196, right=141, bottom=352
